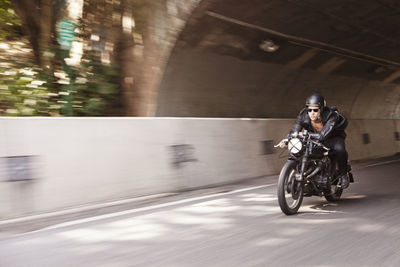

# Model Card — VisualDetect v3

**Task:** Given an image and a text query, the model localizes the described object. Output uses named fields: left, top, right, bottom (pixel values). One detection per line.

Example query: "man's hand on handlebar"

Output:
left=275, top=139, right=288, bottom=148
left=275, top=131, right=322, bottom=149
left=309, top=132, right=321, bottom=140
left=295, top=131, right=321, bottom=140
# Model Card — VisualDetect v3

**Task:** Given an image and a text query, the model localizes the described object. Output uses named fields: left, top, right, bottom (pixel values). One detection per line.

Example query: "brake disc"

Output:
left=291, top=181, right=301, bottom=200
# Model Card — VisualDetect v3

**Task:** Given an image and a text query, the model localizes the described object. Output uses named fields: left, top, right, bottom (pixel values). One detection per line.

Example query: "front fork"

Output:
left=296, top=141, right=312, bottom=183
left=291, top=142, right=313, bottom=199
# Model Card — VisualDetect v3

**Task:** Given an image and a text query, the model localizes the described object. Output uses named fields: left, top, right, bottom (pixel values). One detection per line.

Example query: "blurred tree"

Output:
left=0, top=0, right=22, bottom=40
left=116, top=0, right=161, bottom=116
left=2, top=0, right=196, bottom=117
left=115, top=0, right=135, bottom=115
left=114, top=0, right=200, bottom=116
left=11, top=0, right=55, bottom=67
left=69, top=0, right=121, bottom=116
left=72, top=51, right=119, bottom=116
left=0, top=60, right=61, bottom=116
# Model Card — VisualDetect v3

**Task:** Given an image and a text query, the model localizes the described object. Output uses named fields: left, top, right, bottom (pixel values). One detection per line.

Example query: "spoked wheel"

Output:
left=277, top=160, right=303, bottom=215
left=324, top=175, right=343, bottom=202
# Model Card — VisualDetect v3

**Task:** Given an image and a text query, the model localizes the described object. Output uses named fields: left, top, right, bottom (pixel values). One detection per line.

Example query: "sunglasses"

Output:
left=308, top=108, right=319, bottom=113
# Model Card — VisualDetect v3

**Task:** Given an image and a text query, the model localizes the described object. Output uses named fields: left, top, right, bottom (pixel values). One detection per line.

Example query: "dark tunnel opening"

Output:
left=156, top=0, right=400, bottom=119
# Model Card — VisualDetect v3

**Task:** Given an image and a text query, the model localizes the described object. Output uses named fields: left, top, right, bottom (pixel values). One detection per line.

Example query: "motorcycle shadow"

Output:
left=297, top=194, right=369, bottom=215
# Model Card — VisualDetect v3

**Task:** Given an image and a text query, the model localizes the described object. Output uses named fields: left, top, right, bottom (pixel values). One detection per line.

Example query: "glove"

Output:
left=275, top=138, right=288, bottom=148
left=309, top=132, right=321, bottom=140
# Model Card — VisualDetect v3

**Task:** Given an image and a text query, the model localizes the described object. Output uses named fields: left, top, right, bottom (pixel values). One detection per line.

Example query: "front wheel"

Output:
left=277, top=160, right=303, bottom=215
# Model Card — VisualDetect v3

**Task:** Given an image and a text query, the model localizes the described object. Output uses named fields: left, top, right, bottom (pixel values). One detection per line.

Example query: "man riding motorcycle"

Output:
left=280, top=93, right=351, bottom=188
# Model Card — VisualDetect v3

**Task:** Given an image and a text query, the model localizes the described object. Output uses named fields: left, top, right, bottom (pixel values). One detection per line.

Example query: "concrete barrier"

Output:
left=0, top=118, right=398, bottom=219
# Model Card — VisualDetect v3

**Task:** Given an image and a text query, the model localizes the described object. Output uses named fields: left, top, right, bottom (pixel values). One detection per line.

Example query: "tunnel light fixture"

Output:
left=259, top=39, right=279, bottom=53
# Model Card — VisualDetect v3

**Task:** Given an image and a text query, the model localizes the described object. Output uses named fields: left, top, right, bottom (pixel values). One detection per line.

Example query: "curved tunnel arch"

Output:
left=155, top=0, right=400, bottom=119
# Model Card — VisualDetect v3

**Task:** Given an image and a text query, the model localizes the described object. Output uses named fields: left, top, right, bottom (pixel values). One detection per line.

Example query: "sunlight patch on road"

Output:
left=356, top=224, right=384, bottom=233
left=239, top=193, right=277, bottom=202
left=343, top=194, right=367, bottom=200
left=31, top=184, right=275, bottom=233
left=279, top=227, right=307, bottom=236
left=68, top=243, right=109, bottom=255
left=299, top=208, right=345, bottom=216
left=165, top=212, right=232, bottom=226
left=243, top=197, right=277, bottom=202
left=247, top=205, right=280, bottom=213
left=59, top=219, right=168, bottom=243
left=186, top=198, right=230, bottom=207
left=256, top=238, right=289, bottom=246
left=176, top=205, right=241, bottom=214
left=239, top=193, right=265, bottom=198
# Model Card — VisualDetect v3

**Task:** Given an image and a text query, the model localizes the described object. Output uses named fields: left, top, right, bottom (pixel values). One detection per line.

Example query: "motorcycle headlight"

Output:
left=288, top=138, right=303, bottom=154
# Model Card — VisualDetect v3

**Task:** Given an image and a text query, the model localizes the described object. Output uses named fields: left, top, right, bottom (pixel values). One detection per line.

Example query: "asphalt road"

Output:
left=1, top=160, right=400, bottom=267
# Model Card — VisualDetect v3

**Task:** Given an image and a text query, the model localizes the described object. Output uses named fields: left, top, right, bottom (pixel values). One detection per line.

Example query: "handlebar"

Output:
left=285, top=131, right=330, bottom=151
left=292, top=131, right=319, bottom=140
left=308, top=133, right=321, bottom=140
left=313, top=141, right=330, bottom=151
left=274, top=138, right=288, bottom=148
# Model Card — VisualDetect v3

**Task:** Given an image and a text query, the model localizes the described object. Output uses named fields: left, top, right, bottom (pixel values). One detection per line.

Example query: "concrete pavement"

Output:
left=1, top=159, right=400, bottom=266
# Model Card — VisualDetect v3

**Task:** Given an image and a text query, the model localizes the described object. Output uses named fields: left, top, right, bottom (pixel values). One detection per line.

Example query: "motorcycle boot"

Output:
left=347, top=164, right=354, bottom=183
left=338, top=173, right=349, bottom=189
left=348, top=172, right=354, bottom=183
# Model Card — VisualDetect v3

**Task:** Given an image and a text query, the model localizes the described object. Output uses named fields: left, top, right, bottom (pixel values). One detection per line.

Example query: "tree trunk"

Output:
left=115, top=0, right=137, bottom=116
left=39, top=0, right=52, bottom=68
left=11, top=0, right=53, bottom=67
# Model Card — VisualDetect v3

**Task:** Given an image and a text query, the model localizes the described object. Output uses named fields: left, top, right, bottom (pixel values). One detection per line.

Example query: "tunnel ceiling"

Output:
left=175, top=0, right=400, bottom=83
left=157, top=0, right=400, bottom=118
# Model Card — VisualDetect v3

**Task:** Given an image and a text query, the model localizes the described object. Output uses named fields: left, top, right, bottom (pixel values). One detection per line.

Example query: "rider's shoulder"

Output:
left=326, top=106, right=338, bottom=112
left=324, top=106, right=348, bottom=122
left=324, top=106, right=339, bottom=116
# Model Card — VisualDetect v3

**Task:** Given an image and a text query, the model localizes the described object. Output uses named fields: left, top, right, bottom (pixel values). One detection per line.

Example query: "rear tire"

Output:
left=277, top=160, right=303, bottom=215
left=324, top=178, right=343, bottom=202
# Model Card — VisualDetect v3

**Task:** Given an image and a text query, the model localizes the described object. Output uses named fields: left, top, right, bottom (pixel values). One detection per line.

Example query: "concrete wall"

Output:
left=0, top=118, right=398, bottom=219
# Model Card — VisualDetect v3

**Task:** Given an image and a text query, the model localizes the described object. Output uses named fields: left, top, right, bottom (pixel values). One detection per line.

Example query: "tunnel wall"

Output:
left=156, top=51, right=400, bottom=119
left=0, top=118, right=399, bottom=219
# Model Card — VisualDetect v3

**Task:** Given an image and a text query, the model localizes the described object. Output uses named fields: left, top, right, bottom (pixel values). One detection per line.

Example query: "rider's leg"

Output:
left=323, top=136, right=349, bottom=188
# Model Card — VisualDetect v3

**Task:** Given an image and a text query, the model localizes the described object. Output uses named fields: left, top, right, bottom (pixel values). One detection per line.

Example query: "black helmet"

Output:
left=306, top=93, right=326, bottom=109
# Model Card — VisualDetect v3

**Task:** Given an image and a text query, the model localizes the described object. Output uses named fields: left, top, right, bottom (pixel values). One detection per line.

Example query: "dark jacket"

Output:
left=289, top=106, right=348, bottom=141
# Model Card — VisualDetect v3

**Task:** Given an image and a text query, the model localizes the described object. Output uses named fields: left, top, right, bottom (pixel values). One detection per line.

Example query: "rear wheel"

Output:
left=324, top=176, right=343, bottom=202
left=277, top=160, right=303, bottom=215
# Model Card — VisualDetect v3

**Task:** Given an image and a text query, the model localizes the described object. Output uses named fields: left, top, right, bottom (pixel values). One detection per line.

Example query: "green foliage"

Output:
left=0, top=1, right=121, bottom=117
left=0, top=42, right=120, bottom=117
left=71, top=51, right=119, bottom=116
left=0, top=0, right=22, bottom=40
left=0, top=60, right=61, bottom=116
left=0, top=51, right=119, bottom=116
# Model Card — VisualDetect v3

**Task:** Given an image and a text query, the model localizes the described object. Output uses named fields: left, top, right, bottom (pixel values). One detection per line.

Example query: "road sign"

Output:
left=56, top=19, right=76, bottom=50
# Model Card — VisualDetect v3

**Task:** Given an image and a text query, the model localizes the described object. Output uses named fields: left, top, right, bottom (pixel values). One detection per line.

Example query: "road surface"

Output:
left=1, top=159, right=400, bottom=266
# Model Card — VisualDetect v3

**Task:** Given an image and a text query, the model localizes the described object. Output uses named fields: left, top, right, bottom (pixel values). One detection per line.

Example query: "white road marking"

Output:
left=365, top=159, right=400, bottom=168
left=0, top=193, right=176, bottom=226
left=34, top=184, right=276, bottom=232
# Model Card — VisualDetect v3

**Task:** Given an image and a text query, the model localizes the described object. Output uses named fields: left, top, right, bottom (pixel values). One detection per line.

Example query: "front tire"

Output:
left=277, top=160, right=303, bottom=215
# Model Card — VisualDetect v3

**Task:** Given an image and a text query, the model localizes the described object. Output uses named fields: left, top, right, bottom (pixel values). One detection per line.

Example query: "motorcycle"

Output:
left=275, top=130, right=353, bottom=215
